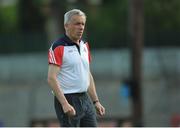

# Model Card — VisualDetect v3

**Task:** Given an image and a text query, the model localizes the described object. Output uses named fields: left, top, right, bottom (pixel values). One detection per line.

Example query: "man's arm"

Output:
left=47, top=64, right=76, bottom=116
left=88, top=71, right=105, bottom=116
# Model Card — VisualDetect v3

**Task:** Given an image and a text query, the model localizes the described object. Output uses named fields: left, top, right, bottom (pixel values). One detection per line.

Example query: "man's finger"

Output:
left=67, top=108, right=76, bottom=116
left=99, top=107, right=105, bottom=116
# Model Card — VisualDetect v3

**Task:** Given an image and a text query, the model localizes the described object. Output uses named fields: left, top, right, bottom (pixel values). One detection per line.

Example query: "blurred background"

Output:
left=0, top=0, right=180, bottom=127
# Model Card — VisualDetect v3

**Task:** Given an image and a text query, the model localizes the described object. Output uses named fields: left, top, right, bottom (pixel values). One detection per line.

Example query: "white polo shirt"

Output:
left=48, top=34, right=91, bottom=94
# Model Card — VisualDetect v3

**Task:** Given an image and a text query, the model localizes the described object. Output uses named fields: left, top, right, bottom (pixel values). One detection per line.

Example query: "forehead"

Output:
left=70, top=15, right=86, bottom=23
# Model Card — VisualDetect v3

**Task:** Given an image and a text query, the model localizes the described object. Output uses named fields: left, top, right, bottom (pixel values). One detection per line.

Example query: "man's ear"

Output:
left=64, top=24, right=68, bottom=29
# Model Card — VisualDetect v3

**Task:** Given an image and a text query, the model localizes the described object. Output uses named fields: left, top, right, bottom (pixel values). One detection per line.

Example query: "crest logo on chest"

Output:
left=68, top=50, right=73, bottom=53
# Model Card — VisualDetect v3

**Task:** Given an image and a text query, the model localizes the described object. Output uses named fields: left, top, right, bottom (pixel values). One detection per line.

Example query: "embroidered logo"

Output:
left=68, top=50, right=73, bottom=53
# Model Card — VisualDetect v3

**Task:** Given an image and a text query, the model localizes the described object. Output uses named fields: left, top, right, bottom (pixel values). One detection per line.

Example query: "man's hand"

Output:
left=62, top=103, right=76, bottom=116
left=94, top=102, right=105, bottom=116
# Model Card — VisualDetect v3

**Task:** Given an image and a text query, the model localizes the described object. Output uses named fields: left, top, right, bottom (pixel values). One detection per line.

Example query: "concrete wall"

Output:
left=0, top=48, right=180, bottom=126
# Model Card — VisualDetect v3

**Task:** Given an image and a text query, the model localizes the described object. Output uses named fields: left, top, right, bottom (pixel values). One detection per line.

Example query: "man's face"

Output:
left=65, top=15, right=86, bottom=42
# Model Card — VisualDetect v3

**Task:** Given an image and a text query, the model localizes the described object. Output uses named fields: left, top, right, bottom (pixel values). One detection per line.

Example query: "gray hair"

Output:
left=64, top=9, right=86, bottom=25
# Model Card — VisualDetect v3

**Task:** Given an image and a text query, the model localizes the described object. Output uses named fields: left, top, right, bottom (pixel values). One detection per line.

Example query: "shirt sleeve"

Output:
left=85, top=42, right=92, bottom=63
left=48, top=46, right=64, bottom=66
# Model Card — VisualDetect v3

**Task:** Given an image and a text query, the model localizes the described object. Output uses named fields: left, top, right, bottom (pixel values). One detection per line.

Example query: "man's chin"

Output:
left=77, top=35, right=82, bottom=39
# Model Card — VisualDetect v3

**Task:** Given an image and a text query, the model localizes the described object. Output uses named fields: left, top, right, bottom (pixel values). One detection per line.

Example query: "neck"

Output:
left=73, top=39, right=80, bottom=45
left=66, top=33, right=80, bottom=45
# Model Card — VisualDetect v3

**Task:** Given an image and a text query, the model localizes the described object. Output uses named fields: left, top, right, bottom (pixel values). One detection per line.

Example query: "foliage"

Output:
left=0, top=0, right=180, bottom=54
left=86, top=0, right=128, bottom=48
left=145, top=0, right=180, bottom=31
left=144, top=0, right=180, bottom=46
left=0, top=5, right=19, bottom=33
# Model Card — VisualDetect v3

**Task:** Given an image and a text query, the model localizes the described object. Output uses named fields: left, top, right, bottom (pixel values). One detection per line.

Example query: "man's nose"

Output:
left=79, top=25, right=84, bottom=30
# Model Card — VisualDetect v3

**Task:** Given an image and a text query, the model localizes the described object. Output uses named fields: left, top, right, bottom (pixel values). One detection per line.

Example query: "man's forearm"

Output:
left=88, top=72, right=99, bottom=102
left=48, top=76, right=76, bottom=116
left=48, top=77, right=68, bottom=105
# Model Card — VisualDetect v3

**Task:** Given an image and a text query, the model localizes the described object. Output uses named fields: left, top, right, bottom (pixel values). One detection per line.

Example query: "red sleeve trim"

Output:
left=85, top=42, right=92, bottom=63
left=48, top=46, right=64, bottom=66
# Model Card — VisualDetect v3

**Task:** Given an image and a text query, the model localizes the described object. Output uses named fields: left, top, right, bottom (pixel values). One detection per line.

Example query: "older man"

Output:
left=47, top=9, right=105, bottom=127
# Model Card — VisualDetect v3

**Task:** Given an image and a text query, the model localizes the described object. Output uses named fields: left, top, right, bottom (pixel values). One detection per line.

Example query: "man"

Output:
left=47, top=9, right=105, bottom=127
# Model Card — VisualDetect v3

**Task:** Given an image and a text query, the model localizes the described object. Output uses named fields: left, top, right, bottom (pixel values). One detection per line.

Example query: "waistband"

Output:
left=64, top=92, right=86, bottom=97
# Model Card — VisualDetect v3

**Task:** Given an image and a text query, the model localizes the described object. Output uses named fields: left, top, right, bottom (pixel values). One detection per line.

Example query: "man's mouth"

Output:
left=77, top=32, right=83, bottom=36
